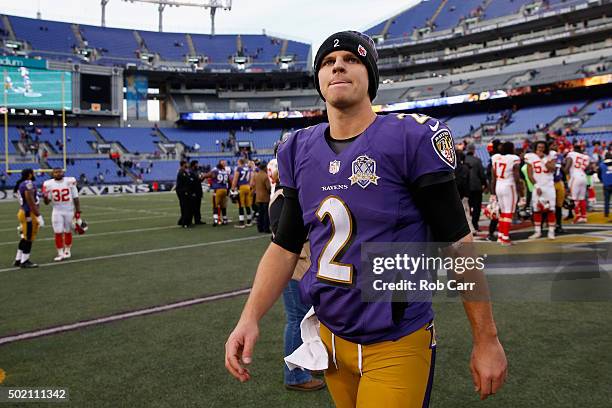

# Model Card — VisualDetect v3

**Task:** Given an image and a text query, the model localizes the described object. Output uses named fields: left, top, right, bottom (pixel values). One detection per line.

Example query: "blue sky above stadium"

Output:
left=1, top=0, right=419, bottom=51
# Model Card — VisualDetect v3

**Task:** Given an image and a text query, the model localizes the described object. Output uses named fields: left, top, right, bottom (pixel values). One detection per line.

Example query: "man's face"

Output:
left=318, top=50, right=369, bottom=108
left=536, top=143, right=546, bottom=157
left=220, top=160, right=227, bottom=168
left=52, top=169, right=64, bottom=180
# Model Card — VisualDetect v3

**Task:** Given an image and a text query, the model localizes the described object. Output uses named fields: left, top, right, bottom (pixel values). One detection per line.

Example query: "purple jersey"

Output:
left=18, top=179, right=38, bottom=213
left=236, top=165, right=252, bottom=186
left=277, top=113, right=456, bottom=344
left=210, top=168, right=230, bottom=190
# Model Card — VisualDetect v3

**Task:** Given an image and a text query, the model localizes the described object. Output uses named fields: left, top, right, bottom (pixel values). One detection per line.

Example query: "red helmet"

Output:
left=73, top=213, right=88, bottom=235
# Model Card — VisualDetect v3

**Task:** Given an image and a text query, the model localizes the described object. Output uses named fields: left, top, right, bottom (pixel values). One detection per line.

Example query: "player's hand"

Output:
left=225, top=319, right=259, bottom=383
left=536, top=187, right=542, bottom=196
left=470, top=336, right=507, bottom=400
left=36, top=215, right=45, bottom=227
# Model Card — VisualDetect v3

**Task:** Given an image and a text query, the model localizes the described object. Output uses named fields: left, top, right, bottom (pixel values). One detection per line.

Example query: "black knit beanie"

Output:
left=314, top=31, right=379, bottom=102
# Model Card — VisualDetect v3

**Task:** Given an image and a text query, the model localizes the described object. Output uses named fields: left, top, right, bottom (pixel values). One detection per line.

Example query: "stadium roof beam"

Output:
left=108, top=0, right=232, bottom=33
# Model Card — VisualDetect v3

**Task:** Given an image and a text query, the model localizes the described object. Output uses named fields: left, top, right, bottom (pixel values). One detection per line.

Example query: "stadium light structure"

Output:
left=101, top=0, right=232, bottom=34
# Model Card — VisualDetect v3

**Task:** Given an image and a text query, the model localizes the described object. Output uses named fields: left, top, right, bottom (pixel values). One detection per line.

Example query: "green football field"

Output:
left=0, top=192, right=610, bottom=407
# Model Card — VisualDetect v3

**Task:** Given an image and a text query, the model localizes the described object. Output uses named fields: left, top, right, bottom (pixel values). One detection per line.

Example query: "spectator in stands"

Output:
left=78, top=173, right=88, bottom=187
left=252, top=163, right=271, bottom=233
left=465, top=144, right=488, bottom=233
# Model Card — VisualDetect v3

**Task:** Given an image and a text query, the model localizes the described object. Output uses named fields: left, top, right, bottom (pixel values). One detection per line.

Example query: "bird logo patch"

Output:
left=349, top=155, right=379, bottom=189
left=357, top=44, right=367, bottom=57
left=431, top=129, right=456, bottom=169
left=329, top=160, right=341, bottom=175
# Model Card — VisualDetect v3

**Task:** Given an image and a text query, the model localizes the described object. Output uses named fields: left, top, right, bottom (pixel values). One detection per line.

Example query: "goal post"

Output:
left=3, top=69, right=67, bottom=174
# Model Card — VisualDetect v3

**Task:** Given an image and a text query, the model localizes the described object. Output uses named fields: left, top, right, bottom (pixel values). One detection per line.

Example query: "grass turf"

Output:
left=0, top=192, right=610, bottom=407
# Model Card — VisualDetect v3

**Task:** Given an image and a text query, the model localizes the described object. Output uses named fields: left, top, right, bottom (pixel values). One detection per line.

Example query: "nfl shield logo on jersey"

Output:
left=431, top=129, right=456, bottom=169
left=349, top=155, right=380, bottom=189
left=329, top=160, right=341, bottom=175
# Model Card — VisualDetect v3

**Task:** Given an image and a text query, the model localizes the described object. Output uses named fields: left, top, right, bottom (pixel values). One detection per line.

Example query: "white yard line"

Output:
left=82, top=204, right=176, bottom=216
left=0, top=225, right=180, bottom=246
left=0, top=288, right=251, bottom=346
left=0, top=214, right=177, bottom=232
left=0, top=235, right=267, bottom=273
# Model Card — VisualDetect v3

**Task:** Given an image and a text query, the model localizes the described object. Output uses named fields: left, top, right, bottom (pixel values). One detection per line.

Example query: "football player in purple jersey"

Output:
left=14, top=168, right=44, bottom=268
left=225, top=31, right=507, bottom=406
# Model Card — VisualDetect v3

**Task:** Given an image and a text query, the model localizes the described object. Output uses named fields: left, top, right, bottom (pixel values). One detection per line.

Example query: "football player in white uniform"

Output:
left=565, top=146, right=590, bottom=223
left=525, top=141, right=557, bottom=239
left=491, top=142, right=524, bottom=245
left=43, top=168, right=81, bottom=261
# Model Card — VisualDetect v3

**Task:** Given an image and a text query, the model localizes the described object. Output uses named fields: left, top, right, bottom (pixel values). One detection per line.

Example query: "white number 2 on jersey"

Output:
left=315, top=196, right=354, bottom=284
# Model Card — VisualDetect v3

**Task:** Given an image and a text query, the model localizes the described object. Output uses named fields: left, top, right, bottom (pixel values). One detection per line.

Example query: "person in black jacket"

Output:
left=454, top=149, right=472, bottom=231
left=176, top=160, right=193, bottom=228
left=465, top=144, right=488, bottom=232
left=190, top=160, right=205, bottom=225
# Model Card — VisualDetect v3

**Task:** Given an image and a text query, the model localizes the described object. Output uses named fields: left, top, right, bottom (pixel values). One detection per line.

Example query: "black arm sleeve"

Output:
left=269, top=186, right=308, bottom=254
left=413, top=173, right=471, bottom=243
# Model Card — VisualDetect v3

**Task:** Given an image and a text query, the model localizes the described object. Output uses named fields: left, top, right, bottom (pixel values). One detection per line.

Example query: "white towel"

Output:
left=284, top=306, right=329, bottom=371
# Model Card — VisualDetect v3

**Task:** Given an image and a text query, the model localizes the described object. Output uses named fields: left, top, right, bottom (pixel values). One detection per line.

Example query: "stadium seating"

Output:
left=47, top=158, right=132, bottom=183
left=1, top=128, right=20, bottom=155
left=446, top=113, right=492, bottom=138
left=19, top=127, right=97, bottom=154
left=385, top=0, right=443, bottom=38
left=191, top=34, right=237, bottom=66
left=369, top=0, right=588, bottom=40
left=64, top=128, right=99, bottom=154
left=240, top=35, right=281, bottom=64
left=3, top=162, right=40, bottom=187
left=234, top=129, right=281, bottom=149
left=161, top=128, right=228, bottom=152
left=583, top=104, right=612, bottom=128
left=4, top=15, right=312, bottom=71
left=475, top=145, right=491, bottom=166
left=434, top=0, right=484, bottom=31
left=583, top=98, right=612, bottom=114
left=500, top=102, right=586, bottom=134
left=140, top=31, right=189, bottom=61
left=484, top=0, right=525, bottom=20
left=80, top=24, right=140, bottom=59
left=9, top=15, right=77, bottom=54
left=284, top=40, right=310, bottom=64
left=96, top=128, right=161, bottom=154
left=132, top=160, right=179, bottom=182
